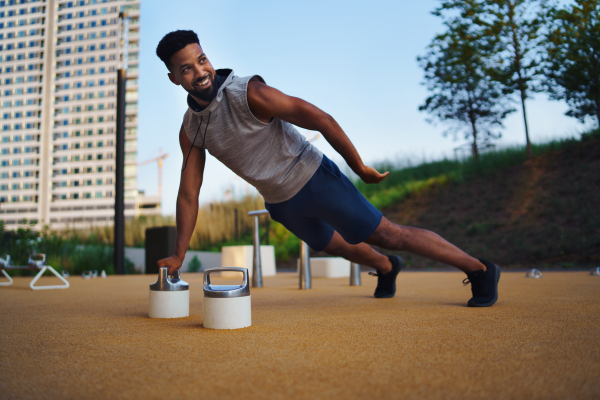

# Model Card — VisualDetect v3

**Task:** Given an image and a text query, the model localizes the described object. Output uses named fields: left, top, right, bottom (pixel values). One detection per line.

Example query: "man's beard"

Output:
left=186, top=74, right=218, bottom=103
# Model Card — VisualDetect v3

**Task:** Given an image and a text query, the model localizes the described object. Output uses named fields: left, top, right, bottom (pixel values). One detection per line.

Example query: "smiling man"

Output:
left=155, top=30, right=501, bottom=307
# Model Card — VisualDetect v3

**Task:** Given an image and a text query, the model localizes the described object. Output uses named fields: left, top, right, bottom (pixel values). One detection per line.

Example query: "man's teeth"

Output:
left=196, top=77, right=209, bottom=86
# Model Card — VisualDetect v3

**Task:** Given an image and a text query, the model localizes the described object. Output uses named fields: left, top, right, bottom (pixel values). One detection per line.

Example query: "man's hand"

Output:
left=157, top=255, right=184, bottom=275
left=359, top=165, right=389, bottom=184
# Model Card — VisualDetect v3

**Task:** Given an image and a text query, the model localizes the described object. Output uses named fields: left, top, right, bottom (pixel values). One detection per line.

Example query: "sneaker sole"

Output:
left=467, top=263, right=501, bottom=307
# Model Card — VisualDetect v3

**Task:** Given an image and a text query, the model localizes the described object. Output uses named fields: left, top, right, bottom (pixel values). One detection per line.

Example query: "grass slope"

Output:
left=376, top=136, right=600, bottom=269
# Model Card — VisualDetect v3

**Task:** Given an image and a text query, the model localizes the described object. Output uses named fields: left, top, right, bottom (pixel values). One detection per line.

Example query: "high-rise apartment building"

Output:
left=0, top=0, right=152, bottom=230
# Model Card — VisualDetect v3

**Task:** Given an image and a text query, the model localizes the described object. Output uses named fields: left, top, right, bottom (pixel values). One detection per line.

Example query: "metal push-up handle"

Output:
left=526, top=269, right=542, bottom=278
left=0, top=254, right=70, bottom=290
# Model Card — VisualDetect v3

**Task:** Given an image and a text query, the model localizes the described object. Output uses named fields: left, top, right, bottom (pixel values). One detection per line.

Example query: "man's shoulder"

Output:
left=249, top=75, right=266, bottom=84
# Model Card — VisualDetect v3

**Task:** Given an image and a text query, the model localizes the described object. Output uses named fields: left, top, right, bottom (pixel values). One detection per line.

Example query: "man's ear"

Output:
left=168, top=72, right=181, bottom=86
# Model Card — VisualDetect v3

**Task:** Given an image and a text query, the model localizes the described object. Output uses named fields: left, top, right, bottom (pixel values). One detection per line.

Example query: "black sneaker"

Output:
left=369, top=255, right=403, bottom=298
left=463, top=259, right=501, bottom=307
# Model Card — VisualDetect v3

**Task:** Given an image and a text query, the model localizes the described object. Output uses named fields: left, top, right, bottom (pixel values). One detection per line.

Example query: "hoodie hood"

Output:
left=186, top=68, right=234, bottom=116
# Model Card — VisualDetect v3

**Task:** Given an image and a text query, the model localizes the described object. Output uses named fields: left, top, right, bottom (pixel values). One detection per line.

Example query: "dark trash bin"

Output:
left=145, top=226, right=177, bottom=275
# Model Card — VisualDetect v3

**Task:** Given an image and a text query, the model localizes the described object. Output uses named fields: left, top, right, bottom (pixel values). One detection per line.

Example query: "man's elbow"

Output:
left=177, top=187, right=200, bottom=205
left=318, top=112, right=337, bottom=132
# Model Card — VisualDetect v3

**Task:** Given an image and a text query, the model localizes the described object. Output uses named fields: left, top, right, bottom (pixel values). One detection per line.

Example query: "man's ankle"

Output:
left=378, top=258, right=393, bottom=274
left=478, top=260, right=487, bottom=272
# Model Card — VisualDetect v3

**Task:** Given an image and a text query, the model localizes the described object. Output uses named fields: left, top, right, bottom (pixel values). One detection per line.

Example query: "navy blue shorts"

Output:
left=265, top=155, right=383, bottom=251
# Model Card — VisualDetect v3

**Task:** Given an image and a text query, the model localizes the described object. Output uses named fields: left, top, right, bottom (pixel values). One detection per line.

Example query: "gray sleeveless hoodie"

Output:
left=182, top=69, right=323, bottom=204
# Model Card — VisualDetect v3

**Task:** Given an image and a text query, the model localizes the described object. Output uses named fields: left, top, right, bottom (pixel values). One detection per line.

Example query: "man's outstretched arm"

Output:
left=247, top=79, right=389, bottom=184
left=157, top=124, right=205, bottom=275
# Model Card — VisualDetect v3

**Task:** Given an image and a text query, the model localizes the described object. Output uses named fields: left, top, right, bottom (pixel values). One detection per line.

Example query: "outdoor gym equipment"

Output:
left=248, top=209, right=269, bottom=288
left=149, top=267, right=189, bottom=318
left=526, top=269, right=542, bottom=278
left=350, top=262, right=361, bottom=286
left=299, top=241, right=312, bottom=289
left=248, top=210, right=362, bottom=289
left=203, top=267, right=251, bottom=330
left=0, top=254, right=70, bottom=290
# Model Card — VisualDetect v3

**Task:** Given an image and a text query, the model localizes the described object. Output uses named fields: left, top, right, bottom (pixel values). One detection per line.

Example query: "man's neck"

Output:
left=192, top=95, right=210, bottom=109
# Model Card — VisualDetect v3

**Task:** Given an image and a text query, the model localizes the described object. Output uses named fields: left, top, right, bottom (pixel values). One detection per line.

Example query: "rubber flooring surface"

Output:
left=1, top=271, right=599, bottom=400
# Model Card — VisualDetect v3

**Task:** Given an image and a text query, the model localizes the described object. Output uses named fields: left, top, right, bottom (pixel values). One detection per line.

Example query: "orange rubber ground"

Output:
left=1, top=271, right=599, bottom=399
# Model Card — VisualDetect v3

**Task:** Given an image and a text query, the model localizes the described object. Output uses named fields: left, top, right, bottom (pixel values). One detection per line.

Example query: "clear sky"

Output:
left=136, top=0, right=595, bottom=215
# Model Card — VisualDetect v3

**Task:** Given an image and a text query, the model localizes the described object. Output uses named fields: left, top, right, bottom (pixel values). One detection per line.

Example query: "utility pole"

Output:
left=114, top=11, right=129, bottom=275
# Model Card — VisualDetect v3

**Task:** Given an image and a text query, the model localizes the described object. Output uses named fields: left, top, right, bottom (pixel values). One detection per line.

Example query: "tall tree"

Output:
left=544, top=0, right=600, bottom=126
left=479, top=0, right=545, bottom=157
left=418, top=8, right=514, bottom=161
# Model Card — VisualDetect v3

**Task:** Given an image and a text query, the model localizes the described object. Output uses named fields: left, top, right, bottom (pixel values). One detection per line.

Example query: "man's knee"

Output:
left=323, top=232, right=351, bottom=256
left=366, top=217, right=408, bottom=250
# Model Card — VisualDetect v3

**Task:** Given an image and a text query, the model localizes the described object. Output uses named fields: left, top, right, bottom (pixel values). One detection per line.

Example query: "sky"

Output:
left=135, top=0, right=595, bottom=215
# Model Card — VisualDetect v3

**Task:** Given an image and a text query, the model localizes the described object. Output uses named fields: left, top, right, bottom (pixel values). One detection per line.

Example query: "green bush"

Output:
left=0, top=223, right=123, bottom=275
left=187, top=255, right=202, bottom=273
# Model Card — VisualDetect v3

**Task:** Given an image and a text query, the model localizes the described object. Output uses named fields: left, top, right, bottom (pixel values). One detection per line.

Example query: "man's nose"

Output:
left=193, top=64, right=205, bottom=77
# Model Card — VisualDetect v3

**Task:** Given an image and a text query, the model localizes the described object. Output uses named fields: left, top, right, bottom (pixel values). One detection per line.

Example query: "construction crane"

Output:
left=139, top=148, right=169, bottom=198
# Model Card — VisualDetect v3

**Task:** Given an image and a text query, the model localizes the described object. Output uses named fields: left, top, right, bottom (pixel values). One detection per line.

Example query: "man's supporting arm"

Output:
left=157, top=124, right=205, bottom=275
left=247, top=79, right=389, bottom=184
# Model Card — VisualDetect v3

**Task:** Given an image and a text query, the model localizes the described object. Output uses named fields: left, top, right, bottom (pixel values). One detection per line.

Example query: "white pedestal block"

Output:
left=220, top=245, right=276, bottom=277
left=203, top=296, right=252, bottom=329
left=310, top=257, right=351, bottom=278
left=149, top=290, right=189, bottom=318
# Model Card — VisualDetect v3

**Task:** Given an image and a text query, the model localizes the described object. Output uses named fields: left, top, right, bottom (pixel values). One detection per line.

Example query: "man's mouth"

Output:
left=194, top=75, right=211, bottom=88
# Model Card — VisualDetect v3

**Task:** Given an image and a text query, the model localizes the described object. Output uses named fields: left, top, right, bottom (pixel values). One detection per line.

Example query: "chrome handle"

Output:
left=203, top=267, right=250, bottom=298
left=0, top=255, right=10, bottom=269
left=28, top=254, right=46, bottom=270
left=149, top=267, right=189, bottom=291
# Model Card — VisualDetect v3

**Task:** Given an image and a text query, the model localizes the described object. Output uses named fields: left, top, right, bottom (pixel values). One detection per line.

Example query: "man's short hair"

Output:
left=156, top=30, right=200, bottom=69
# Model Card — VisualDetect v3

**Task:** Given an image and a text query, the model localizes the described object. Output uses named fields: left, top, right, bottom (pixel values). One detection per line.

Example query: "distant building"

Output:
left=0, top=0, right=149, bottom=229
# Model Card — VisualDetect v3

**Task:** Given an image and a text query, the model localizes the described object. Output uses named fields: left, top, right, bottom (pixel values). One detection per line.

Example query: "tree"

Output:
left=418, top=9, right=514, bottom=161
left=544, top=0, right=600, bottom=126
left=479, top=0, right=545, bottom=157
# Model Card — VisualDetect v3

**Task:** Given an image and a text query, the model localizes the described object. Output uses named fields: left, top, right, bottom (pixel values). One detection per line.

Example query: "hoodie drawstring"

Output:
left=182, top=110, right=211, bottom=173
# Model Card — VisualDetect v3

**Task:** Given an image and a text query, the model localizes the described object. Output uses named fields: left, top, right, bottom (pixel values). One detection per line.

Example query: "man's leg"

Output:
left=364, top=217, right=485, bottom=273
left=323, top=217, right=485, bottom=274
left=323, top=231, right=393, bottom=273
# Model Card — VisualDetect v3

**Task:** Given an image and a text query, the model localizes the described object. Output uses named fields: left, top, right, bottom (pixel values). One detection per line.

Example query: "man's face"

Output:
left=168, top=43, right=217, bottom=105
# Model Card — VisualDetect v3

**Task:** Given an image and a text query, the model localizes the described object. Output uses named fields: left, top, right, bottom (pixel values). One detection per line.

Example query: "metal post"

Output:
left=114, top=12, right=129, bottom=275
left=248, top=210, right=269, bottom=287
left=114, top=70, right=126, bottom=274
left=350, top=262, right=361, bottom=286
left=299, top=241, right=311, bottom=289
left=252, top=215, right=263, bottom=287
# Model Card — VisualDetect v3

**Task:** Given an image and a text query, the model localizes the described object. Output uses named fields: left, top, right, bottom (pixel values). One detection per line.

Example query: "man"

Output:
left=155, top=30, right=500, bottom=307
